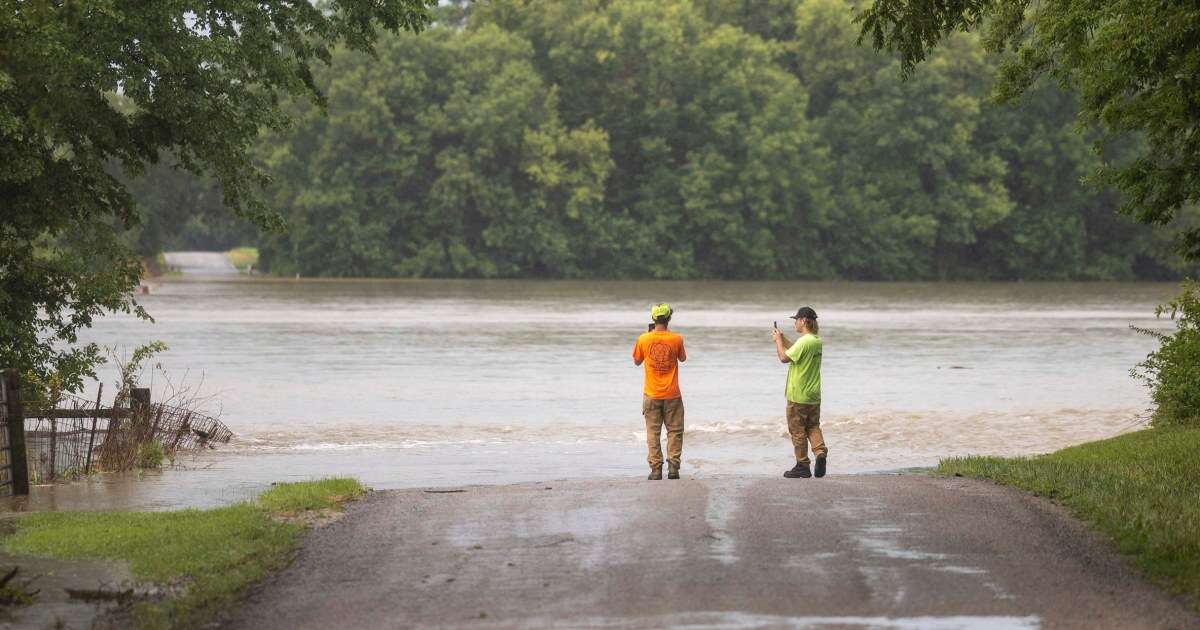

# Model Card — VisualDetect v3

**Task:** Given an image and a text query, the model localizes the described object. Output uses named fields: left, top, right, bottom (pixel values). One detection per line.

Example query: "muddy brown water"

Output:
left=3, top=278, right=1177, bottom=512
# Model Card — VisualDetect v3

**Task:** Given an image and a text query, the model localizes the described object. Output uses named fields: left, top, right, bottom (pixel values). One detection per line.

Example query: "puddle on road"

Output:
left=855, top=535, right=950, bottom=561
left=703, top=480, right=746, bottom=565
left=0, top=552, right=152, bottom=630
left=557, top=612, right=1042, bottom=629
left=829, top=496, right=1021, bottom=608
left=932, top=565, right=1016, bottom=601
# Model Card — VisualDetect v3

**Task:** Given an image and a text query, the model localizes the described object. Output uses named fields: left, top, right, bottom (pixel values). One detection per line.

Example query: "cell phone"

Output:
left=773, top=321, right=778, bottom=330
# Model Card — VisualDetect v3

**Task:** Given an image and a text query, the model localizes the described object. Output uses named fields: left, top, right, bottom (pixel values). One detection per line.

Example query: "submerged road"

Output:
left=227, top=475, right=1198, bottom=629
left=161, top=251, right=237, bottom=275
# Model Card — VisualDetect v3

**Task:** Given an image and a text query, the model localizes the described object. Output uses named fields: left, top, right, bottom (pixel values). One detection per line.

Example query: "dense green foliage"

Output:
left=213, top=0, right=1195, bottom=280
left=0, top=1, right=435, bottom=386
left=939, top=428, right=1200, bottom=605
left=3, top=478, right=365, bottom=629
left=857, top=0, right=1200, bottom=261
left=1134, top=282, right=1200, bottom=428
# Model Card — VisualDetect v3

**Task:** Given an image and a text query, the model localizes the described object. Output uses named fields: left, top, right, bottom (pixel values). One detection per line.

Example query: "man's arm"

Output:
left=678, top=339, right=687, bottom=363
left=633, top=340, right=644, bottom=366
left=773, top=329, right=792, bottom=363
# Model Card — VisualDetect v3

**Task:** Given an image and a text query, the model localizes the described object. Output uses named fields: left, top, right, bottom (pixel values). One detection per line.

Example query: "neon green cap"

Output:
left=650, top=303, right=673, bottom=319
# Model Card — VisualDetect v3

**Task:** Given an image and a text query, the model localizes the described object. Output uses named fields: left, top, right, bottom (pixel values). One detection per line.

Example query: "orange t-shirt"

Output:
left=632, top=330, right=685, bottom=399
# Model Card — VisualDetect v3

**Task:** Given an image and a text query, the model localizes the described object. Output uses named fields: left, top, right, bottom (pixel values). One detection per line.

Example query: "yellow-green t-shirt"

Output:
left=784, top=334, right=822, bottom=404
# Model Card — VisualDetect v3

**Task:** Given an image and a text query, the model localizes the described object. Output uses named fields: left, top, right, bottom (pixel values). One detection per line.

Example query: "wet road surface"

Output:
left=226, top=474, right=1198, bottom=629
left=161, top=251, right=237, bottom=275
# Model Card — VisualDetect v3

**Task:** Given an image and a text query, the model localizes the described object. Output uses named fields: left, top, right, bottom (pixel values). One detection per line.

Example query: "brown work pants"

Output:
left=643, top=395, right=684, bottom=471
left=786, top=402, right=828, bottom=465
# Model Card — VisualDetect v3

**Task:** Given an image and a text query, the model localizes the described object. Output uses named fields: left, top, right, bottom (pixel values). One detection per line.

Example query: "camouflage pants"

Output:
left=786, top=402, right=828, bottom=465
left=643, top=396, right=684, bottom=470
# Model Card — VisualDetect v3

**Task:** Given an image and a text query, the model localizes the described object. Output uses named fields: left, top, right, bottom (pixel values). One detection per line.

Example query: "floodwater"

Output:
left=5, top=278, right=1179, bottom=511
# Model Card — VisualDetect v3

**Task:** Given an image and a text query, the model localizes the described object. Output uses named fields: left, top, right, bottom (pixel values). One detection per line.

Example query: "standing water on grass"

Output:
left=25, top=279, right=1176, bottom=510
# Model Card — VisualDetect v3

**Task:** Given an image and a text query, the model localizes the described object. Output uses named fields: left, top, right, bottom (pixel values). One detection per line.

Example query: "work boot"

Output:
left=783, top=462, right=812, bottom=478
left=667, top=465, right=680, bottom=480
left=814, top=456, right=827, bottom=478
left=648, top=466, right=663, bottom=480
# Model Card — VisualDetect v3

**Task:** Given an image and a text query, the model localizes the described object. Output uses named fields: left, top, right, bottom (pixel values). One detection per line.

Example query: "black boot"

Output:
left=783, top=462, right=812, bottom=478
left=667, top=464, right=680, bottom=480
left=814, top=456, right=827, bottom=478
left=648, top=466, right=663, bottom=480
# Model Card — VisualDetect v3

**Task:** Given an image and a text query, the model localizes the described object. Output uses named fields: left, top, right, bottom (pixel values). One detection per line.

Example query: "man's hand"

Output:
left=773, top=327, right=791, bottom=363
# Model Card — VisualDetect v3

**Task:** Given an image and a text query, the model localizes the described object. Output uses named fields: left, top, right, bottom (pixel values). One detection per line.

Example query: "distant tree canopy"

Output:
left=0, top=0, right=436, bottom=387
left=856, top=0, right=1200, bottom=262
left=190, top=0, right=1191, bottom=281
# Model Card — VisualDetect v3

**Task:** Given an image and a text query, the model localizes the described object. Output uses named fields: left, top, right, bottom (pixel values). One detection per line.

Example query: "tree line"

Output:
left=131, top=0, right=1198, bottom=280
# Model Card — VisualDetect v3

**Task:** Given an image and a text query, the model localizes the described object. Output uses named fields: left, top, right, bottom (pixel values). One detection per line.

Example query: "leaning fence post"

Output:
left=131, top=388, right=150, bottom=436
left=129, top=388, right=151, bottom=469
left=48, top=416, right=57, bottom=482
left=131, top=388, right=151, bottom=412
left=85, top=382, right=103, bottom=474
left=3, top=370, right=30, bottom=496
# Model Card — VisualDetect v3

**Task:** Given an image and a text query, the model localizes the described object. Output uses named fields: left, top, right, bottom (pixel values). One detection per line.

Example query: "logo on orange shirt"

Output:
left=649, top=341, right=674, bottom=374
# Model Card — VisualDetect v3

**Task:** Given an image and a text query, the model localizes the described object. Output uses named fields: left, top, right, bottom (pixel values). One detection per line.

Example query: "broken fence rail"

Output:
left=22, top=387, right=233, bottom=484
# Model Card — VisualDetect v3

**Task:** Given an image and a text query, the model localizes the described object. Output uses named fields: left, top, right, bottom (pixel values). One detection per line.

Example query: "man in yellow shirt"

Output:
left=633, top=303, right=687, bottom=480
left=772, top=306, right=828, bottom=479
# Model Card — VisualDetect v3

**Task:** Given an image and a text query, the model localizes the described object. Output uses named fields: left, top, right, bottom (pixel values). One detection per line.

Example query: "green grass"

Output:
left=2, top=478, right=365, bottom=629
left=225, top=246, right=259, bottom=272
left=258, top=477, right=366, bottom=513
left=939, top=428, right=1200, bottom=605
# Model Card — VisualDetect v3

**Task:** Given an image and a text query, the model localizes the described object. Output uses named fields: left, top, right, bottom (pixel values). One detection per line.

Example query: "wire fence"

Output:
left=23, top=391, right=233, bottom=483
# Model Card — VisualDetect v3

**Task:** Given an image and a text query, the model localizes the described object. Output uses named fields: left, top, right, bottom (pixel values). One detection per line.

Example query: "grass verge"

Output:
left=259, top=477, right=366, bottom=513
left=2, top=477, right=365, bottom=630
left=938, top=427, right=1200, bottom=605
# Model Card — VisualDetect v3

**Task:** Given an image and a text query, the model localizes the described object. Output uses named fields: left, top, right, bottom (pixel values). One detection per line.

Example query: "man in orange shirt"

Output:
left=632, top=303, right=687, bottom=480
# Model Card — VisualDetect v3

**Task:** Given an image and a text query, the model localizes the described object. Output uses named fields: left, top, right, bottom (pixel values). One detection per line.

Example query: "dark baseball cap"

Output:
left=789, top=306, right=818, bottom=320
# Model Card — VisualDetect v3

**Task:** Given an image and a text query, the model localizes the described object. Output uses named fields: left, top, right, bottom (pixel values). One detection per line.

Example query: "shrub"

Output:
left=1133, top=280, right=1200, bottom=427
left=136, top=441, right=166, bottom=469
